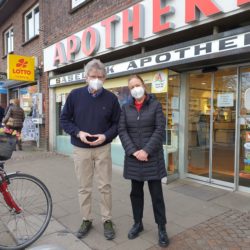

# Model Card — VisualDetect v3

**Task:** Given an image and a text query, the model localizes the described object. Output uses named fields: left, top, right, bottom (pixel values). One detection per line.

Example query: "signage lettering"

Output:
left=155, top=53, right=171, bottom=63
left=219, top=36, right=238, bottom=50
left=67, top=35, right=81, bottom=62
left=53, top=42, right=67, bottom=66
left=175, top=48, right=191, bottom=59
left=49, top=32, right=250, bottom=87
left=194, top=42, right=212, bottom=55
left=81, top=27, right=100, bottom=56
left=44, top=0, right=250, bottom=72
left=7, top=55, right=35, bottom=81
left=153, top=0, right=175, bottom=33
left=122, top=4, right=144, bottom=43
left=49, top=71, right=85, bottom=86
left=238, top=0, right=250, bottom=6
left=101, top=15, right=120, bottom=49
left=245, top=33, right=250, bottom=45
left=185, top=0, right=222, bottom=23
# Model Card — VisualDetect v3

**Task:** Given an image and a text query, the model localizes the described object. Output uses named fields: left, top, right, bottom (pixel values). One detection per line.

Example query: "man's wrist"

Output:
left=76, top=131, right=80, bottom=138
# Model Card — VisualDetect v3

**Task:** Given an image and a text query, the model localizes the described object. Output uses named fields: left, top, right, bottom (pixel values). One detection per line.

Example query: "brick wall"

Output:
left=43, top=0, right=141, bottom=47
left=0, top=0, right=48, bottom=149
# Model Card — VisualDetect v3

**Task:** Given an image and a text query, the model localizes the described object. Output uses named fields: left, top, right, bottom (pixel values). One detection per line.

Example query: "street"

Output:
left=4, top=149, right=250, bottom=250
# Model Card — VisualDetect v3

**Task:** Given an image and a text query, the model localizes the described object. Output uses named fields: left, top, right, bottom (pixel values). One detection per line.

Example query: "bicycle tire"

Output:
left=0, top=173, right=52, bottom=250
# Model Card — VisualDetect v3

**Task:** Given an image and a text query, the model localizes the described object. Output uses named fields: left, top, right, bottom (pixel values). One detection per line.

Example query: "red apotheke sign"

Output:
left=43, top=0, right=250, bottom=72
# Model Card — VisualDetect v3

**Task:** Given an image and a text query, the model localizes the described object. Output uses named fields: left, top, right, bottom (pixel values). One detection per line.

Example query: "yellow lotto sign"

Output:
left=7, top=54, right=35, bottom=81
left=151, top=70, right=168, bottom=93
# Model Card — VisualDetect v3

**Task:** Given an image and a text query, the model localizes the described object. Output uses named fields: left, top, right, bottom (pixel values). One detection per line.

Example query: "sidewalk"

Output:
left=5, top=149, right=250, bottom=250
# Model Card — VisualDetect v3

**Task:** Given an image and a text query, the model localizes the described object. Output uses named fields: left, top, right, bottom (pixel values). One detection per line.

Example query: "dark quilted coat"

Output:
left=118, top=94, right=167, bottom=181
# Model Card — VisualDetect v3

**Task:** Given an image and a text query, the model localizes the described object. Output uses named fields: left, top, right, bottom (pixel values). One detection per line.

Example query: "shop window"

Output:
left=19, top=85, right=38, bottom=116
left=25, top=4, right=39, bottom=41
left=4, top=27, right=14, bottom=55
left=56, top=93, right=69, bottom=136
left=109, top=72, right=180, bottom=175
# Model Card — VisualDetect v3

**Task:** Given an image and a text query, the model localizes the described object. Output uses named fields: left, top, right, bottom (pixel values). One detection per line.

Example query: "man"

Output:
left=60, top=59, right=121, bottom=240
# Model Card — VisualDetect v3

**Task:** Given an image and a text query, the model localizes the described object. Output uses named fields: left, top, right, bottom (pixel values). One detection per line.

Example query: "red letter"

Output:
left=53, top=42, right=67, bottom=66
left=153, top=0, right=175, bottom=33
left=185, top=0, right=222, bottom=23
left=238, top=0, right=250, bottom=6
left=67, top=35, right=80, bottom=62
left=82, top=27, right=100, bottom=56
left=101, top=15, right=120, bottom=49
left=122, top=4, right=144, bottom=44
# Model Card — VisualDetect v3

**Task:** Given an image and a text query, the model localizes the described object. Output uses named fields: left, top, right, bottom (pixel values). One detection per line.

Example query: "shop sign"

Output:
left=49, top=71, right=85, bottom=86
left=105, top=32, right=250, bottom=76
left=217, top=93, right=234, bottom=107
left=151, top=71, right=168, bottom=93
left=43, top=0, right=250, bottom=72
left=7, top=54, right=35, bottom=82
left=49, top=31, right=250, bottom=87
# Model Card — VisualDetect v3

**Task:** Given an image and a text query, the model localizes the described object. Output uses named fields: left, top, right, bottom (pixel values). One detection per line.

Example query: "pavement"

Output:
left=4, top=146, right=250, bottom=250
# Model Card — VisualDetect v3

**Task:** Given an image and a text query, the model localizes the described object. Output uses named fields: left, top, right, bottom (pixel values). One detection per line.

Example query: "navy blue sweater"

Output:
left=60, top=86, right=121, bottom=148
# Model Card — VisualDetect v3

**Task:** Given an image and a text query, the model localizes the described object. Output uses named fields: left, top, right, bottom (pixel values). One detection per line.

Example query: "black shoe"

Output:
left=76, top=220, right=92, bottom=239
left=158, top=224, right=169, bottom=247
left=104, top=220, right=115, bottom=240
left=128, top=222, right=144, bottom=239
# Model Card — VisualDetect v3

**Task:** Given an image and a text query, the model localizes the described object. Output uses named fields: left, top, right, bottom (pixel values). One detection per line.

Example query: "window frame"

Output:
left=4, top=26, right=14, bottom=55
left=24, top=3, right=39, bottom=42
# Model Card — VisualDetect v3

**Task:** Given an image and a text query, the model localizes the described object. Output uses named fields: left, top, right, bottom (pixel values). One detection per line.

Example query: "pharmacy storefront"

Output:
left=44, top=0, right=250, bottom=191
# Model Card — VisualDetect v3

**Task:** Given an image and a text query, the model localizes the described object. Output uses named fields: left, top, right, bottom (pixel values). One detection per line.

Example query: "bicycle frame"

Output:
left=0, top=166, right=22, bottom=213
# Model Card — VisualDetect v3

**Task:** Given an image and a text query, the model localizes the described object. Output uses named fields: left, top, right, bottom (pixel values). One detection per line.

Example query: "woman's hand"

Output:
left=133, top=150, right=148, bottom=161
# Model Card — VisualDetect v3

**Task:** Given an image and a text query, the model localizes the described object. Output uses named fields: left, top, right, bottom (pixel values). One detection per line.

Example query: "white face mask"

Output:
left=88, top=78, right=103, bottom=91
left=130, top=86, right=145, bottom=99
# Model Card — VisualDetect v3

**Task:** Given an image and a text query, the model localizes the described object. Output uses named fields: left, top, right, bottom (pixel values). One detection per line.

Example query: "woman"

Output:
left=118, top=75, right=169, bottom=247
left=3, top=99, right=25, bottom=150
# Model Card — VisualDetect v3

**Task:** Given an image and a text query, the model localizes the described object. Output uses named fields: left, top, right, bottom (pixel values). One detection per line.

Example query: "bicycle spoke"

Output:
left=0, top=173, right=52, bottom=250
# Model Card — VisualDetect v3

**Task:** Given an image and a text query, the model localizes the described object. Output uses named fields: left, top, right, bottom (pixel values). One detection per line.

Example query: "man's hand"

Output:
left=88, top=134, right=106, bottom=146
left=78, top=131, right=93, bottom=144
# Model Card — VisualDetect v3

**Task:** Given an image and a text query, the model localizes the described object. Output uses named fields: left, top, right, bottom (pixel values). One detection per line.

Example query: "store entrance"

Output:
left=187, top=67, right=237, bottom=186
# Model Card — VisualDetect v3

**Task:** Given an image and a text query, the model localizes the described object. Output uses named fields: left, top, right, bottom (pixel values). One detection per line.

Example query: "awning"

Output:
left=0, top=82, right=7, bottom=94
left=1, top=80, right=31, bottom=89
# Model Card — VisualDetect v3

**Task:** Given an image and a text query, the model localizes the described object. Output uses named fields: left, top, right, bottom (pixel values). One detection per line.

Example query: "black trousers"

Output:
left=130, top=179, right=167, bottom=225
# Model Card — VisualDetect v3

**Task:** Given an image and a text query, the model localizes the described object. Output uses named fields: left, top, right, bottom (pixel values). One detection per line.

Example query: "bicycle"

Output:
left=0, top=133, right=52, bottom=250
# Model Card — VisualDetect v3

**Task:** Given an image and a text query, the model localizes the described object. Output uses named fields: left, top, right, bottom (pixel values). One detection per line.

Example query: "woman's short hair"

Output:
left=128, top=74, right=145, bottom=85
left=84, top=59, right=106, bottom=78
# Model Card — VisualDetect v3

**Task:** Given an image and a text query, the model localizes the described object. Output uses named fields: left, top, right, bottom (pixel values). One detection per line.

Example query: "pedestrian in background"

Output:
left=0, top=105, right=4, bottom=127
left=118, top=75, right=169, bottom=248
left=4, top=99, right=13, bottom=116
left=3, top=98, right=25, bottom=150
left=60, top=59, right=121, bottom=240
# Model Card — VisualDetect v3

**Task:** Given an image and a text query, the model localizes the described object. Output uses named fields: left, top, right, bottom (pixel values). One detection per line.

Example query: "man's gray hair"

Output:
left=84, top=59, right=106, bottom=78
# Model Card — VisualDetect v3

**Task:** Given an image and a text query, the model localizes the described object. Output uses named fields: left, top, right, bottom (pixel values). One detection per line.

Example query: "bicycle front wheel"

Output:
left=0, top=173, right=52, bottom=250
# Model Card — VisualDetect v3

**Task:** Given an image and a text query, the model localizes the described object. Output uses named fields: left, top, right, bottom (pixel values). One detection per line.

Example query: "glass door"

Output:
left=239, top=67, right=250, bottom=188
left=187, top=67, right=237, bottom=186
left=212, top=68, right=237, bottom=184
left=187, top=72, right=212, bottom=179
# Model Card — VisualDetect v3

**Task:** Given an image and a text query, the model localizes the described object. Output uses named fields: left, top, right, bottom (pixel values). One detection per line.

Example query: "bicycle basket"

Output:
left=0, top=134, right=16, bottom=160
